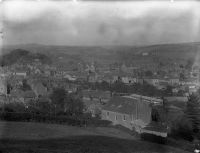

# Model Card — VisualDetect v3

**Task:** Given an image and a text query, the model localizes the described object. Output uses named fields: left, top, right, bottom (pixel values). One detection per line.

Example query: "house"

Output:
left=101, top=95, right=167, bottom=137
left=82, top=90, right=111, bottom=116
left=169, top=78, right=179, bottom=86
left=142, top=52, right=149, bottom=56
left=112, top=72, right=137, bottom=85
left=13, top=71, right=27, bottom=77
left=126, top=94, right=163, bottom=105
left=83, top=100, right=102, bottom=117
left=143, top=78, right=159, bottom=86
left=82, top=90, right=111, bottom=104
left=98, top=74, right=113, bottom=84
left=121, top=76, right=137, bottom=85
left=188, top=85, right=198, bottom=94
left=10, top=89, right=24, bottom=103
left=64, top=74, right=77, bottom=81
left=64, top=83, right=79, bottom=93
left=101, top=96, right=152, bottom=132
left=87, top=72, right=98, bottom=83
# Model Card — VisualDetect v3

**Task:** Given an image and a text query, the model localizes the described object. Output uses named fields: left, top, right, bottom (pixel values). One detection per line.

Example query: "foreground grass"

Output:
left=0, top=121, right=192, bottom=153
left=0, top=136, right=192, bottom=153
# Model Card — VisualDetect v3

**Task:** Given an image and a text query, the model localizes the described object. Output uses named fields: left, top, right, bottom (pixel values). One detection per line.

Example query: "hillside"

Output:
left=0, top=49, right=52, bottom=66
left=2, top=42, right=200, bottom=67
left=0, top=121, right=191, bottom=153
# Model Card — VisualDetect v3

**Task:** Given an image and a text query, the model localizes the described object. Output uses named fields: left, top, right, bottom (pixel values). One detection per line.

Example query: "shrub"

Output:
left=140, top=133, right=167, bottom=144
left=169, top=115, right=194, bottom=141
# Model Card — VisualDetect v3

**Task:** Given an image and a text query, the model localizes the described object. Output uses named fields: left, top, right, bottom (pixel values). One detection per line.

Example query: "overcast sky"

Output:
left=1, top=0, right=200, bottom=46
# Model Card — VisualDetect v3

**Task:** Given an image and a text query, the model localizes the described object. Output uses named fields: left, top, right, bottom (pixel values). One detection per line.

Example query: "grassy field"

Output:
left=0, top=121, right=192, bottom=153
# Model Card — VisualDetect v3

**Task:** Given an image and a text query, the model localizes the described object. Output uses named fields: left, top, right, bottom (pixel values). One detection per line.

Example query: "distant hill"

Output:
left=2, top=42, right=200, bottom=66
left=0, top=49, right=52, bottom=66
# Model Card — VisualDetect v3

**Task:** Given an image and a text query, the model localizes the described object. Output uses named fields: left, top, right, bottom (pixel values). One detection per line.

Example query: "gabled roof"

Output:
left=102, top=96, right=138, bottom=114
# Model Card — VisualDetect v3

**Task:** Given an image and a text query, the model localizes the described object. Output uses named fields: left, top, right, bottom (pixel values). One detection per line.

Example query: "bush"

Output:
left=87, top=118, right=112, bottom=127
left=169, top=115, right=194, bottom=141
left=0, top=112, right=32, bottom=121
left=140, top=133, right=167, bottom=144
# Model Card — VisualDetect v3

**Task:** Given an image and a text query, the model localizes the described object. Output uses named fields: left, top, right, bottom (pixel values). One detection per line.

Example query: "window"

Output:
left=107, top=111, right=109, bottom=116
left=115, top=115, right=118, bottom=120
left=123, top=115, right=126, bottom=121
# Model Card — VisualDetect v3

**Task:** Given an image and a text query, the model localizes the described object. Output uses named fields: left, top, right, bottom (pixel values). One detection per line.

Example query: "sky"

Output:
left=1, top=0, right=200, bottom=46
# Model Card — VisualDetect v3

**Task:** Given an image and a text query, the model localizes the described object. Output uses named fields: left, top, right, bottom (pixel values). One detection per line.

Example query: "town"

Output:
left=1, top=0, right=200, bottom=152
left=0, top=46, right=200, bottom=144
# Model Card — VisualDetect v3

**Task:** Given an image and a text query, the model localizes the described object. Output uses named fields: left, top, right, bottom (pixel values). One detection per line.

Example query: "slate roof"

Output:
left=102, top=96, right=138, bottom=114
left=164, top=96, right=188, bottom=102
left=82, top=90, right=111, bottom=99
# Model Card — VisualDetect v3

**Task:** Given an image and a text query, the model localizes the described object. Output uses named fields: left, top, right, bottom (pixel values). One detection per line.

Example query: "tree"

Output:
left=50, top=87, right=67, bottom=115
left=20, top=79, right=31, bottom=91
left=185, top=58, right=194, bottom=70
left=185, top=94, right=200, bottom=134
left=163, top=85, right=173, bottom=96
left=64, top=96, right=84, bottom=116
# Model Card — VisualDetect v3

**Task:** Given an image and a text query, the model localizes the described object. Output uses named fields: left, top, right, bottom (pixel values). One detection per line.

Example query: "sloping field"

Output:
left=0, top=121, right=134, bottom=140
left=0, top=121, right=191, bottom=153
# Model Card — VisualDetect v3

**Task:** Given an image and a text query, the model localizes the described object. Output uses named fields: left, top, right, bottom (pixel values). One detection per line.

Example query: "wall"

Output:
left=102, top=109, right=151, bottom=131
left=101, top=110, right=133, bottom=129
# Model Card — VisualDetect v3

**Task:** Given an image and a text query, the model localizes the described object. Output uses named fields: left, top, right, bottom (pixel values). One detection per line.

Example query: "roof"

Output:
left=83, top=99, right=103, bottom=109
left=102, top=96, right=138, bottom=114
left=164, top=96, right=188, bottom=102
left=82, top=90, right=111, bottom=99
